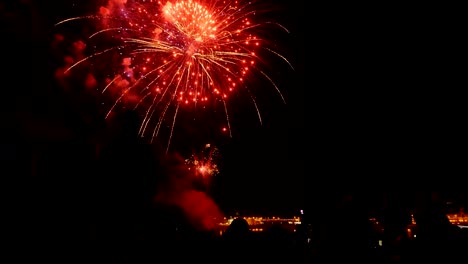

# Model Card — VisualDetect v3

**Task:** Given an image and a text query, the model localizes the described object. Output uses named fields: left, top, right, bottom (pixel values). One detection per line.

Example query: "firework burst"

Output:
left=55, top=0, right=293, bottom=152
left=185, top=143, right=220, bottom=189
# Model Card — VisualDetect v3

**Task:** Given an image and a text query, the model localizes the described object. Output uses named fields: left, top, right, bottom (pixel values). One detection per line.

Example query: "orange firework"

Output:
left=55, top=0, right=292, bottom=151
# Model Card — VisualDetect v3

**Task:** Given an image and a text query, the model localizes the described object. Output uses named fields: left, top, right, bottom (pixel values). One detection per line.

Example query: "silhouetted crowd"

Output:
left=4, top=107, right=466, bottom=264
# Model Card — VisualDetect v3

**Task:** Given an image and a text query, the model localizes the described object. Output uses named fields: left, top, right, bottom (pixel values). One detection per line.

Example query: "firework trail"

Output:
left=55, top=0, right=292, bottom=152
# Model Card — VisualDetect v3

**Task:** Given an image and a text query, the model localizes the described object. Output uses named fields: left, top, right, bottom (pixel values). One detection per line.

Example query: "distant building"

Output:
left=216, top=216, right=301, bottom=235
left=447, top=212, right=468, bottom=228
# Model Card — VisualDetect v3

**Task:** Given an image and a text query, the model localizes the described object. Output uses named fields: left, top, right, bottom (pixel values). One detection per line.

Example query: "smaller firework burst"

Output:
left=185, top=143, right=220, bottom=189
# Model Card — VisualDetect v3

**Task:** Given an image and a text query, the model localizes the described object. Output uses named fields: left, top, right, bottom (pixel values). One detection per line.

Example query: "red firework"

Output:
left=55, top=0, right=292, bottom=151
left=185, top=143, right=220, bottom=189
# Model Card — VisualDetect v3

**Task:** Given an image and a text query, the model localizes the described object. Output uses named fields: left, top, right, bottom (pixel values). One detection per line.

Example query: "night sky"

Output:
left=2, top=0, right=467, bottom=222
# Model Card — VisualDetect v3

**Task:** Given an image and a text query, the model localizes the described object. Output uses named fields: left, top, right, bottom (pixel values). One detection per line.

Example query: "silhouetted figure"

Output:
left=223, top=217, right=251, bottom=241
left=264, top=224, right=291, bottom=246
left=221, top=217, right=258, bottom=261
left=403, top=192, right=464, bottom=263
left=380, top=192, right=412, bottom=262
left=93, top=109, right=159, bottom=263
left=313, top=192, right=374, bottom=263
left=261, top=224, right=302, bottom=262
left=136, top=203, right=219, bottom=263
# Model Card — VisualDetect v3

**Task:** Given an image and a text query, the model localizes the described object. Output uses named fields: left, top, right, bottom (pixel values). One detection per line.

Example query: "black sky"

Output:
left=2, top=0, right=467, bottom=219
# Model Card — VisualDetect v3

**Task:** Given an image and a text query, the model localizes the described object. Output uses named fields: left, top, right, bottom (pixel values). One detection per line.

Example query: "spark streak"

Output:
left=55, top=0, right=292, bottom=151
